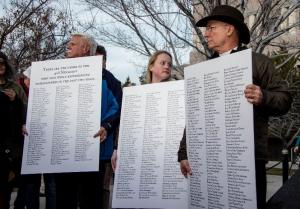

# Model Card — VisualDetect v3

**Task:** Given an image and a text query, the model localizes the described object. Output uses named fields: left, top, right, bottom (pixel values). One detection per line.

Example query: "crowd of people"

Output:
left=0, top=4, right=295, bottom=209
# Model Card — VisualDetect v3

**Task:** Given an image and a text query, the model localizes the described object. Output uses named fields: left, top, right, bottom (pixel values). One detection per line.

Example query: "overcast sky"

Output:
left=0, top=0, right=146, bottom=84
left=103, top=45, right=146, bottom=85
left=0, top=0, right=190, bottom=85
left=71, top=0, right=189, bottom=85
left=70, top=0, right=147, bottom=85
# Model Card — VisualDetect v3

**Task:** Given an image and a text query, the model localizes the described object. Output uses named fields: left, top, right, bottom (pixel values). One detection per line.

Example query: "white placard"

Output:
left=21, top=56, right=102, bottom=174
left=112, top=80, right=188, bottom=209
left=185, top=49, right=257, bottom=209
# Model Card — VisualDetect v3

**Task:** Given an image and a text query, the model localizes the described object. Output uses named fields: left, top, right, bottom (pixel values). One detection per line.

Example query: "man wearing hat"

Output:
left=178, top=5, right=292, bottom=209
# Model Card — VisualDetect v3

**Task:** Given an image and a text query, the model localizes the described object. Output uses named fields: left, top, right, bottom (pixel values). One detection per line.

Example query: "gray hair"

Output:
left=71, top=33, right=97, bottom=56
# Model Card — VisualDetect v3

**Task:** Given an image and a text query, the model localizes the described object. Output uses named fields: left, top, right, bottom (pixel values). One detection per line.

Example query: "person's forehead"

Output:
left=156, top=53, right=171, bottom=60
left=207, top=20, right=228, bottom=26
left=70, top=36, right=84, bottom=44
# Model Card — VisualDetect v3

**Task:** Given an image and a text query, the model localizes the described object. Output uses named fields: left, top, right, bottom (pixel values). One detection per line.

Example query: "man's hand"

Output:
left=22, top=125, right=28, bottom=136
left=111, top=150, right=118, bottom=172
left=293, top=146, right=299, bottom=154
left=180, top=160, right=192, bottom=178
left=3, top=89, right=16, bottom=101
left=93, top=127, right=107, bottom=142
left=244, top=84, right=263, bottom=105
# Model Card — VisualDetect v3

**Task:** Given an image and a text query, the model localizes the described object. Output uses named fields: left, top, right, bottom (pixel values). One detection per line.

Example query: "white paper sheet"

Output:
left=21, top=56, right=102, bottom=174
left=112, top=81, right=188, bottom=209
left=184, top=49, right=257, bottom=209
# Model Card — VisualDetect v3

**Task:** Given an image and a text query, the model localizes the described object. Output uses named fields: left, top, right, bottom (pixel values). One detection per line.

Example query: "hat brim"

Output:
left=196, top=15, right=250, bottom=44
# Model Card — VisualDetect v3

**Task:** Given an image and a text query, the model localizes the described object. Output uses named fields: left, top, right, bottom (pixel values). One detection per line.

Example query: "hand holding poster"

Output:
left=21, top=56, right=102, bottom=174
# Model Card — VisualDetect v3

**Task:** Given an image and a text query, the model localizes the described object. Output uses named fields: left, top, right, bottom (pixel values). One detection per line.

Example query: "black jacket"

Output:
left=0, top=80, right=27, bottom=160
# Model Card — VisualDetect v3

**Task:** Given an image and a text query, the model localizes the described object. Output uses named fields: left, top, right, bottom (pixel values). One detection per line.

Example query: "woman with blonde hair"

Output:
left=111, top=50, right=173, bottom=209
left=144, top=50, right=173, bottom=84
left=112, top=50, right=172, bottom=170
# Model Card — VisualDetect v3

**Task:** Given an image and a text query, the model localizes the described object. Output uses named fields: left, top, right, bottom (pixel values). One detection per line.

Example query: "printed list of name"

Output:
left=186, top=60, right=256, bottom=209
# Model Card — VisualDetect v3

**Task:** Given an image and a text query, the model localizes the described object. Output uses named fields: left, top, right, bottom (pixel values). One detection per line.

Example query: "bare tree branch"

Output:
left=0, top=0, right=74, bottom=70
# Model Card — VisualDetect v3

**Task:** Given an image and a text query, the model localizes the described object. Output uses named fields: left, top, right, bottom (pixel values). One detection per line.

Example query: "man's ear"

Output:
left=83, top=44, right=90, bottom=55
left=228, top=25, right=234, bottom=36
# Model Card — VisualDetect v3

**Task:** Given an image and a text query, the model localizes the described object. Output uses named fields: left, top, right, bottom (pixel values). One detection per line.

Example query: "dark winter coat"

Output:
left=0, top=80, right=27, bottom=161
left=178, top=47, right=292, bottom=161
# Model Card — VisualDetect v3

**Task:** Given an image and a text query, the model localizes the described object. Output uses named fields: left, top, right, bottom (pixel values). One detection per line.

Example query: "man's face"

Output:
left=24, top=77, right=30, bottom=89
left=204, top=20, right=230, bottom=52
left=66, top=36, right=90, bottom=58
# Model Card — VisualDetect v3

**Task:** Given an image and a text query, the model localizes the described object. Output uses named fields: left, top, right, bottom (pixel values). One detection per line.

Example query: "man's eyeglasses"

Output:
left=205, top=24, right=228, bottom=32
left=205, top=26, right=217, bottom=32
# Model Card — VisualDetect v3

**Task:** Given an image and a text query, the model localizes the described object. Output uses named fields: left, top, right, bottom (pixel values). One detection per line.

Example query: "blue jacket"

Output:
left=100, top=69, right=122, bottom=160
left=296, top=136, right=300, bottom=147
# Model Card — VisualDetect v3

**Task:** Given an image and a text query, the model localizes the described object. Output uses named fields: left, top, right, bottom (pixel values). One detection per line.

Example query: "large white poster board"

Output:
left=112, top=81, right=188, bottom=209
left=21, top=56, right=102, bottom=174
left=185, top=49, right=257, bottom=209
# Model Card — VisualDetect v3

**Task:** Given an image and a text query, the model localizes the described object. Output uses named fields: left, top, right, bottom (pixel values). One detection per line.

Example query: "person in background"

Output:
left=111, top=50, right=173, bottom=209
left=293, top=135, right=300, bottom=154
left=55, top=34, right=122, bottom=209
left=178, top=5, right=292, bottom=209
left=17, top=67, right=30, bottom=97
left=0, top=51, right=27, bottom=209
left=111, top=50, right=173, bottom=170
left=93, top=44, right=122, bottom=209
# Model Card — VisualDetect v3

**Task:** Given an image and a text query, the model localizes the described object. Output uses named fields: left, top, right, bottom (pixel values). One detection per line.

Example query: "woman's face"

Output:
left=0, top=61, right=6, bottom=77
left=150, top=53, right=172, bottom=83
left=24, top=77, right=30, bottom=89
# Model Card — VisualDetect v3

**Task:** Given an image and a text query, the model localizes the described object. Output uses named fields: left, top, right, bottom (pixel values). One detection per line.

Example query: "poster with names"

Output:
left=21, top=56, right=102, bottom=174
left=112, top=81, right=188, bottom=209
left=185, top=49, right=257, bottom=209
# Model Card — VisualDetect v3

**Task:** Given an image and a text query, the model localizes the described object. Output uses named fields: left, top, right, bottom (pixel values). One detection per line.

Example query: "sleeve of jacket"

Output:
left=178, top=128, right=188, bottom=162
left=253, top=53, right=292, bottom=116
left=12, top=82, right=28, bottom=124
left=101, top=72, right=123, bottom=136
left=296, top=136, right=300, bottom=147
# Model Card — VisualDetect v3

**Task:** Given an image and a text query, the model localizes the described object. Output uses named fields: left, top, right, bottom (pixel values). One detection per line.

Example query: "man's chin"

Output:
left=65, top=51, right=74, bottom=58
left=207, top=43, right=215, bottom=49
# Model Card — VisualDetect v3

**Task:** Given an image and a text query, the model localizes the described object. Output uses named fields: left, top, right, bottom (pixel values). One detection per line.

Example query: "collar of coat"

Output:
left=210, top=45, right=248, bottom=59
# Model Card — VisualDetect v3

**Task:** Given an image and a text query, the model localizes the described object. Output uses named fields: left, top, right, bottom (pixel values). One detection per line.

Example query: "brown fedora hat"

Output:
left=196, top=5, right=250, bottom=44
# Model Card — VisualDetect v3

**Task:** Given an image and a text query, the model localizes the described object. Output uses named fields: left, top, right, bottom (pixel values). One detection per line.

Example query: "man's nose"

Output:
left=66, top=43, right=71, bottom=49
left=204, top=30, right=210, bottom=38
